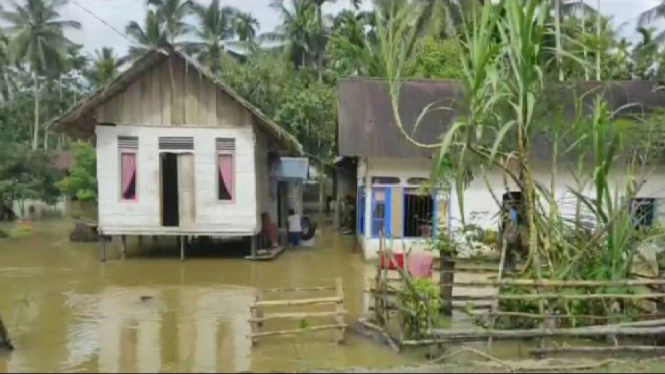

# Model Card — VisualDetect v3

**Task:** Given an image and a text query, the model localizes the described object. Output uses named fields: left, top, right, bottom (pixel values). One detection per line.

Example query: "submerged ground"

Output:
left=1, top=219, right=665, bottom=373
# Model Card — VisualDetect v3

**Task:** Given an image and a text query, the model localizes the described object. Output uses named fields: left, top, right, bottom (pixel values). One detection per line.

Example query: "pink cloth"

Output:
left=121, top=153, right=136, bottom=200
left=218, top=154, right=233, bottom=199
left=407, top=252, right=433, bottom=278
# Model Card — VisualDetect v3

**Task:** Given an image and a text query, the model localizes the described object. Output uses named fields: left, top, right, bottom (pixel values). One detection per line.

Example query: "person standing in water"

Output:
left=287, top=208, right=302, bottom=248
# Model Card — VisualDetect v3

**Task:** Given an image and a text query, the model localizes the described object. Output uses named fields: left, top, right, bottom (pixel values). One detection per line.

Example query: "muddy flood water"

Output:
left=0, top=219, right=423, bottom=372
left=0, top=219, right=538, bottom=373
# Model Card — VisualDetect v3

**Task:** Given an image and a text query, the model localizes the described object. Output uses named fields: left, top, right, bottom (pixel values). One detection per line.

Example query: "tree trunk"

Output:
left=32, top=72, right=39, bottom=150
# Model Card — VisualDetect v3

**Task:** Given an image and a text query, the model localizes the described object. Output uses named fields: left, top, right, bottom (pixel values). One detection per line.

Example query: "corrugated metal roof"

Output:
left=279, top=157, right=309, bottom=180
left=337, top=78, right=665, bottom=159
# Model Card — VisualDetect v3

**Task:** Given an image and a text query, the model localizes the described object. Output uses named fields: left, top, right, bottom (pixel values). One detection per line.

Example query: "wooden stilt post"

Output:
left=121, top=235, right=127, bottom=260
left=251, top=234, right=258, bottom=258
left=180, top=235, right=185, bottom=261
left=441, top=253, right=455, bottom=317
left=100, top=237, right=106, bottom=262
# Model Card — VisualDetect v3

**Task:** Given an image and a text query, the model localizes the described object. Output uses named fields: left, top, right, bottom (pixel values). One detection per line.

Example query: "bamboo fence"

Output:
left=365, top=232, right=665, bottom=357
left=248, top=278, right=347, bottom=345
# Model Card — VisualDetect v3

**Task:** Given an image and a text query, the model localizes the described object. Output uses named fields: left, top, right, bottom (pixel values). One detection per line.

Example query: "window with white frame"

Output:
left=216, top=138, right=235, bottom=201
left=118, top=136, right=138, bottom=201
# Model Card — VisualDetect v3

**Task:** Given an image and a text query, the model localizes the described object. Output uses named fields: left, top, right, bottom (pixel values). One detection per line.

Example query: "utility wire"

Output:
left=70, top=0, right=134, bottom=45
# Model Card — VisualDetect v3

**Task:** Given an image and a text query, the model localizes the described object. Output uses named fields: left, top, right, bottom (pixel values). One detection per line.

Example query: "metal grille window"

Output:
left=159, top=137, right=194, bottom=150
left=631, top=198, right=655, bottom=229
left=403, top=189, right=434, bottom=238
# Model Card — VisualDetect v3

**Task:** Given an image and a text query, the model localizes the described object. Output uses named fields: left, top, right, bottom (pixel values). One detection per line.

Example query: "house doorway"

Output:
left=161, top=153, right=180, bottom=227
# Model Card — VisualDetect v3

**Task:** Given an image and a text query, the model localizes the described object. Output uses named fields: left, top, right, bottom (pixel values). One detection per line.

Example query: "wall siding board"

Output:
left=171, top=58, right=185, bottom=125
left=184, top=68, right=200, bottom=125
left=95, top=57, right=251, bottom=128
left=161, top=59, right=173, bottom=125
left=391, top=187, right=403, bottom=238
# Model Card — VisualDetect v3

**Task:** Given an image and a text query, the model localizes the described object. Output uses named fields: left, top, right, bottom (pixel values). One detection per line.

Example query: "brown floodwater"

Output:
left=0, top=219, right=428, bottom=373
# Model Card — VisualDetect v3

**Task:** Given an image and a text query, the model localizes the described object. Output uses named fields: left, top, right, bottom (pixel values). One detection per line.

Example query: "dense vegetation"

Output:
left=3, top=0, right=665, bottom=210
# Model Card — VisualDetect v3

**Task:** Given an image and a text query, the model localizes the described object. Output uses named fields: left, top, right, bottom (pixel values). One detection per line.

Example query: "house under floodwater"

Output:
left=47, top=46, right=304, bottom=259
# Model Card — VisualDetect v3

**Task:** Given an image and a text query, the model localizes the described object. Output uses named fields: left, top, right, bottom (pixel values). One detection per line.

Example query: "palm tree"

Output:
left=234, top=11, right=260, bottom=42
left=89, top=47, right=127, bottom=87
left=1, top=0, right=81, bottom=150
left=262, top=0, right=319, bottom=71
left=146, top=0, right=193, bottom=44
left=638, top=1, right=665, bottom=29
left=125, top=10, right=168, bottom=59
left=190, top=0, right=236, bottom=70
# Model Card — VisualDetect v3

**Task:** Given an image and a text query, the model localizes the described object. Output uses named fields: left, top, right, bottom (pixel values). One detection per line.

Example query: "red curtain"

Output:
left=218, top=154, right=234, bottom=199
left=121, top=153, right=137, bottom=200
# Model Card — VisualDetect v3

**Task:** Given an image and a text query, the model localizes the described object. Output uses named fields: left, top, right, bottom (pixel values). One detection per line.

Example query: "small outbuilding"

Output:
left=47, top=46, right=303, bottom=259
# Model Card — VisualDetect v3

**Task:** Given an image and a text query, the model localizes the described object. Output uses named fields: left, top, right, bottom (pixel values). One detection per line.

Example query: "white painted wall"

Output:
left=356, top=157, right=665, bottom=260
left=96, top=124, right=258, bottom=236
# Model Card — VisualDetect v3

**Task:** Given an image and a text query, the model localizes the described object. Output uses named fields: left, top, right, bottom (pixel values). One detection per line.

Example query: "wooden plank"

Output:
left=139, top=71, right=150, bottom=124
left=170, top=57, right=185, bottom=125
left=127, top=80, right=143, bottom=124
left=145, top=66, right=161, bottom=124
left=161, top=59, right=172, bottom=125
left=532, top=346, right=665, bottom=355
left=250, top=297, right=342, bottom=308
left=444, top=279, right=665, bottom=288
left=178, top=153, right=196, bottom=228
left=199, top=74, right=214, bottom=126
left=244, top=246, right=286, bottom=261
left=184, top=66, right=200, bottom=125
left=335, top=277, right=346, bottom=343
left=450, top=293, right=665, bottom=301
left=248, top=311, right=347, bottom=323
left=262, top=286, right=336, bottom=293
left=391, top=187, right=403, bottom=238
left=216, top=88, right=227, bottom=126
left=250, top=324, right=348, bottom=339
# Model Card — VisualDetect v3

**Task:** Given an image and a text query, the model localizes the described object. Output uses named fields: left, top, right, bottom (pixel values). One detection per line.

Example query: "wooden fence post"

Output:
left=335, top=278, right=346, bottom=343
left=440, top=254, right=455, bottom=317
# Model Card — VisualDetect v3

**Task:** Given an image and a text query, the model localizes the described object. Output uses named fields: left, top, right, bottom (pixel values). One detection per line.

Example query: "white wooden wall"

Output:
left=96, top=124, right=258, bottom=235
left=356, top=156, right=665, bottom=260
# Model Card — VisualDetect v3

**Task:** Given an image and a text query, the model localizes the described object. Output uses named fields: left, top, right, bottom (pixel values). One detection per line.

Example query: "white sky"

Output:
left=53, top=0, right=664, bottom=58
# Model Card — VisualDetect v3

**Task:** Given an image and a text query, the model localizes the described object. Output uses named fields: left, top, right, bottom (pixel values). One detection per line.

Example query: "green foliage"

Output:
left=0, top=144, right=62, bottom=207
left=219, top=52, right=335, bottom=161
left=414, top=36, right=464, bottom=80
left=397, top=278, right=441, bottom=339
left=56, top=142, right=97, bottom=201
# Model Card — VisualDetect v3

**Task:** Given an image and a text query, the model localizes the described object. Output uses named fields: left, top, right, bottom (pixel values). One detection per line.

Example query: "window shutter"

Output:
left=118, top=136, right=138, bottom=149
left=216, top=138, right=236, bottom=151
left=159, top=137, right=194, bottom=150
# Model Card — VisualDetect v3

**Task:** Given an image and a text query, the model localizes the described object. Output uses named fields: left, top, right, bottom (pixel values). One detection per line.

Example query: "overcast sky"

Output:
left=55, top=0, right=663, bottom=58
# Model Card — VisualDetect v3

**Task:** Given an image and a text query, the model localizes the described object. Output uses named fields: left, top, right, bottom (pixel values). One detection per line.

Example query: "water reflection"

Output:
left=0, top=220, right=414, bottom=373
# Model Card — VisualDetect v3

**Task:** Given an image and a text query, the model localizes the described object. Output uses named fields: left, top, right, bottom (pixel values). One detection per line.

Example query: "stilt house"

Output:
left=47, top=47, right=303, bottom=253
